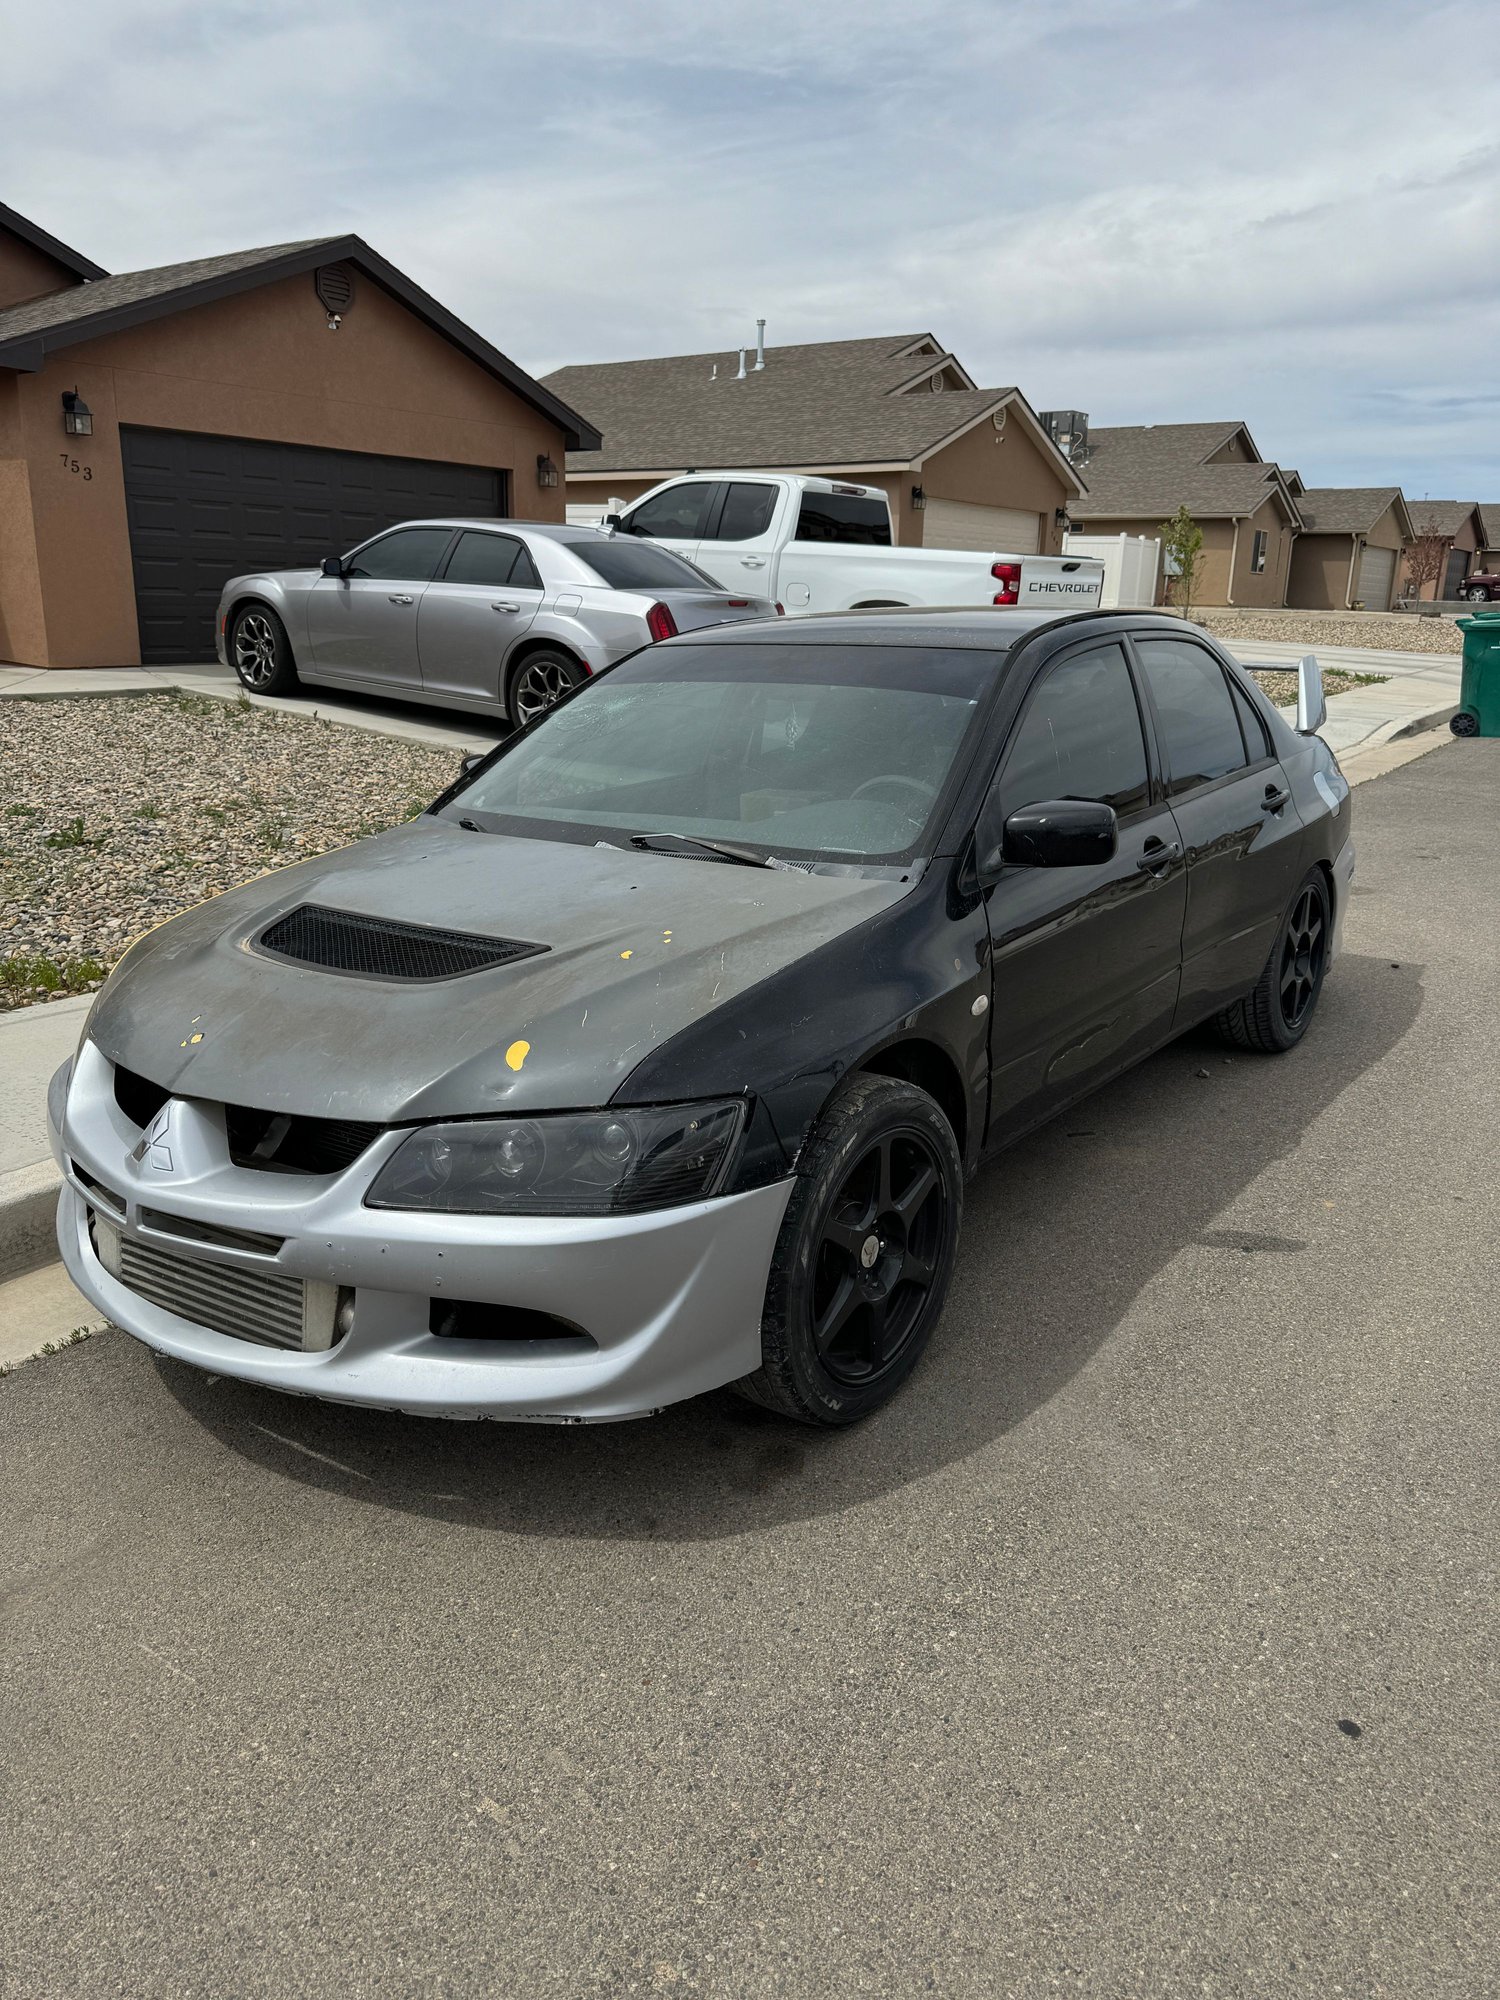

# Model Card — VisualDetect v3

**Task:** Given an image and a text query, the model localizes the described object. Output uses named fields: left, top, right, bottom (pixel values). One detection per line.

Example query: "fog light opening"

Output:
left=334, top=1288, right=357, bottom=1344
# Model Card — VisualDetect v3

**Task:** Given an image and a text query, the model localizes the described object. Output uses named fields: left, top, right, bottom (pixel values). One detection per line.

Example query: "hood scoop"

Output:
left=256, top=904, right=547, bottom=983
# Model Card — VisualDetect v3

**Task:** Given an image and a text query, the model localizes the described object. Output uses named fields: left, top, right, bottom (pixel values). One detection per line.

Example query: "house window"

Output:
left=1251, top=529, right=1268, bottom=574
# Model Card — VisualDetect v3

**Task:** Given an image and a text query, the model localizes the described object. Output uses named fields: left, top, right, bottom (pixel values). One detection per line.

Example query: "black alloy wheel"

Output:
left=812, top=1127, right=946, bottom=1386
left=1278, top=881, right=1327, bottom=1032
left=509, top=652, right=584, bottom=726
left=1214, top=867, right=1332, bottom=1053
left=230, top=605, right=298, bottom=696
left=738, top=1074, right=962, bottom=1425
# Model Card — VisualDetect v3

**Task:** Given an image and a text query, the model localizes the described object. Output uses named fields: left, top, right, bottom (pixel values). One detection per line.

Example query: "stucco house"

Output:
left=1285, top=488, right=1414, bottom=611
left=543, top=332, right=1085, bottom=556
left=1064, top=420, right=1302, bottom=607
left=1399, top=502, right=1487, bottom=601
left=0, top=201, right=598, bottom=669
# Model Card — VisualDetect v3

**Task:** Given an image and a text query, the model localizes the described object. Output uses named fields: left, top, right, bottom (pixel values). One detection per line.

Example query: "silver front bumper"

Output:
left=52, top=1039, right=792, bottom=1422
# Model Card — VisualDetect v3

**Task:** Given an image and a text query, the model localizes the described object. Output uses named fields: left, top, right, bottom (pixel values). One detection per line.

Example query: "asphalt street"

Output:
left=2, top=740, right=1495, bottom=1999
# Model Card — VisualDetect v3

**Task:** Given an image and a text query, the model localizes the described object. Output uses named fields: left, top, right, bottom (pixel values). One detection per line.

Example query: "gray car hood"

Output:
left=87, top=819, right=908, bottom=1122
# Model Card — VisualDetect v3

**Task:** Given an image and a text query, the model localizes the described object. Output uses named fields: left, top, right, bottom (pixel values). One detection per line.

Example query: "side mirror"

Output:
left=1295, top=651, right=1327, bottom=734
left=994, top=798, right=1117, bottom=870
left=603, top=513, right=623, bottom=531
left=459, top=752, right=485, bottom=778
left=320, top=556, right=344, bottom=578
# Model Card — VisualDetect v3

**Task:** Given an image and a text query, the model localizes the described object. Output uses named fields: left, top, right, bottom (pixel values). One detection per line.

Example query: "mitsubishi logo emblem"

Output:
left=131, top=1103, right=174, bottom=1173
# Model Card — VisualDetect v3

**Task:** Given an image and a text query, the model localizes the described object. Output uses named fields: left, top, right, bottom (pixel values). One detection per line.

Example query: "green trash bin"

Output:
left=1451, top=610, right=1500, bottom=737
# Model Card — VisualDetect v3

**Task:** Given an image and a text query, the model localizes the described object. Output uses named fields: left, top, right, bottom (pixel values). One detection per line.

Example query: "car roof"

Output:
left=370, top=517, right=610, bottom=540
left=668, top=607, right=1199, bottom=651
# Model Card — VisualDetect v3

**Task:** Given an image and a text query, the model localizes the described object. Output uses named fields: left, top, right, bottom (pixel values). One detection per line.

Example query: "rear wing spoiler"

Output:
left=1296, top=653, right=1327, bottom=735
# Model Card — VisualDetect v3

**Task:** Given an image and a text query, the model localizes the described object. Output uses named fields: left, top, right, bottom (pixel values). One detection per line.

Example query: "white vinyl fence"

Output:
left=1063, top=533, right=1162, bottom=609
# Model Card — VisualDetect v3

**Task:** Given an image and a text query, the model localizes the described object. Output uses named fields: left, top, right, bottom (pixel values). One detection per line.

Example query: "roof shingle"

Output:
left=543, top=335, right=1037, bottom=475
left=0, top=239, right=336, bottom=346
left=1295, top=487, right=1407, bottom=535
left=1071, top=421, right=1298, bottom=522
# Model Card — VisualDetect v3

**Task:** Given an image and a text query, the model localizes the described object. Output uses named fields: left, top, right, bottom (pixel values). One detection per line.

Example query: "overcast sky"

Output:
left=4, top=0, right=1496, bottom=498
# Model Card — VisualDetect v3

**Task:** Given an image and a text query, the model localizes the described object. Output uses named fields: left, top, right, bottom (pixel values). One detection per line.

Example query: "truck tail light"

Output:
left=992, top=561, right=1021, bottom=606
left=645, top=602, right=678, bottom=643
left=724, top=599, right=750, bottom=608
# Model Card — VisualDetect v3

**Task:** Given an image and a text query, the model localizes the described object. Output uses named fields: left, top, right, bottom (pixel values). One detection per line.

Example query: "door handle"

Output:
left=1262, top=786, right=1291, bottom=814
left=491, top=601, right=520, bottom=613
left=388, top=593, right=414, bottom=605
left=1136, top=838, right=1183, bottom=877
left=740, top=557, right=767, bottom=568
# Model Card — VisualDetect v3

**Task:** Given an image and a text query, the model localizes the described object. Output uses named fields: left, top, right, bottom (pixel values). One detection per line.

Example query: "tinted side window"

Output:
left=620, top=485, right=713, bottom=541
left=1002, top=643, right=1150, bottom=817
left=573, top=541, right=717, bottom=590
left=346, top=527, right=454, bottom=581
left=709, top=482, right=778, bottom=542
left=1135, top=639, right=1248, bottom=794
left=442, top=532, right=521, bottom=588
left=1229, top=674, right=1271, bottom=760
left=510, top=545, right=543, bottom=590
left=794, top=491, right=893, bottom=545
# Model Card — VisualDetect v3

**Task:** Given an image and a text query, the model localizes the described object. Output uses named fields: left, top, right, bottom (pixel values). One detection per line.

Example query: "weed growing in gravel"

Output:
left=6, top=802, right=39, bottom=817
left=202, top=805, right=226, bottom=824
left=170, top=694, right=221, bottom=718
left=134, top=801, right=163, bottom=820
left=257, top=817, right=289, bottom=850
left=1, top=952, right=108, bottom=995
left=42, top=817, right=102, bottom=851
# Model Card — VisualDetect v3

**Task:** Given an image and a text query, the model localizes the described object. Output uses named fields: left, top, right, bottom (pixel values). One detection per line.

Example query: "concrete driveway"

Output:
left=2, top=743, right=1495, bottom=1999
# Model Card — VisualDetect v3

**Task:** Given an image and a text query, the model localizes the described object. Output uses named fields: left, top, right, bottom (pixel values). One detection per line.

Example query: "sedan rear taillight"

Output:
left=645, top=602, right=678, bottom=643
left=775, top=602, right=786, bottom=615
left=724, top=599, right=751, bottom=608
left=992, top=561, right=1021, bottom=606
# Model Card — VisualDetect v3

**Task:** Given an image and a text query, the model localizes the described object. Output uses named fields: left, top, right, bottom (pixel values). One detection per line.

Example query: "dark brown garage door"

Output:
left=120, top=428, right=506, bottom=664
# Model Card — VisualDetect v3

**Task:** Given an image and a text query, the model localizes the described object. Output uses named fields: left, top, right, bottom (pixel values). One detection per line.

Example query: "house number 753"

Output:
left=59, top=455, right=93, bottom=480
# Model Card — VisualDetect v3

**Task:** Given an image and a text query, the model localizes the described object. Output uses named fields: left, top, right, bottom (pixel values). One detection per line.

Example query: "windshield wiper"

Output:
left=628, top=831, right=773, bottom=869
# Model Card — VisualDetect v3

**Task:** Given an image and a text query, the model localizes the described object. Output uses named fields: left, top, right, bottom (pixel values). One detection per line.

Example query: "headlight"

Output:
left=47, top=1056, right=73, bottom=1135
left=365, top=1100, right=747, bottom=1215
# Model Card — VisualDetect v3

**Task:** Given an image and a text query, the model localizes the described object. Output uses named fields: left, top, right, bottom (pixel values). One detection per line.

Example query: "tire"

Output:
left=508, top=650, right=585, bottom=726
left=229, top=603, right=299, bottom=696
left=1213, top=868, right=1331, bottom=1054
left=735, top=1074, right=962, bottom=1426
left=1466, top=587, right=1490, bottom=603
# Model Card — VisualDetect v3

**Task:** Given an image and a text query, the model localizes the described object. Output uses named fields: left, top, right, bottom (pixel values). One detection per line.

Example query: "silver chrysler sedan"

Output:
left=214, top=519, right=779, bottom=724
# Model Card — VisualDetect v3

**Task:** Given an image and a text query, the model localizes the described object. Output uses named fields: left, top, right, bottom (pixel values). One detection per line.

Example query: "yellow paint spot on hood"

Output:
left=505, top=1040, right=531, bottom=1072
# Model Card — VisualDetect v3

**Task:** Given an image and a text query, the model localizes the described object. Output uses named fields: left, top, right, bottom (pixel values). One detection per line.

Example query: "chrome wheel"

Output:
left=811, top=1126, right=947, bottom=1386
left=512, top=655, right=581, bottom=725
left=1467, top=587, right=1490, bottom=603
left=233, top=611, right=279, bottom=689
left=1278, top=883, right=1326, bottom=1031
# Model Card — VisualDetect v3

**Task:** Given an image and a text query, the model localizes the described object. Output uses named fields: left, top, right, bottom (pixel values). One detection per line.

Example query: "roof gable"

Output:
left=0, top=200, right=108, bottom=284
left=1297, top=487, right=1412, bottom=537
left=1406, top=500, right=1484, bottom=539
left=542, top=333, right=1081, bottom=490
left=0, top=233, right=600, bottom=451
left=1073, top=421, right=1299, bottom=523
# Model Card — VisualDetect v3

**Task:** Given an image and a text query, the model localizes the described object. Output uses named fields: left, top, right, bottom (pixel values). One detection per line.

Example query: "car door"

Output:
left=416, top=530, right=543, bottom=706
left=693, top=479, right=782, bottom=592
left=304, top=526, right=456, bottom=687
left=615, top=481, right=718, bottom=567
left=981, top=639, right=1187, bottom=1146
left=1129, top=634, right=1306, bottom=1026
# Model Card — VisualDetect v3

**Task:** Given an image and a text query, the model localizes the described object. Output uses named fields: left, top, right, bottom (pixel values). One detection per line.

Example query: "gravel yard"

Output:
left=1174, top=606, right=1462, bottom=654
left=1, top=694, right=460, bottom=1009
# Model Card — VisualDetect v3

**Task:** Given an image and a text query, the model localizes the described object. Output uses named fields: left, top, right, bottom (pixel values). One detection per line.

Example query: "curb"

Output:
left=1391, top=702, right=1457, bottom=741
left=0, top=1159, right=62, bottom=1282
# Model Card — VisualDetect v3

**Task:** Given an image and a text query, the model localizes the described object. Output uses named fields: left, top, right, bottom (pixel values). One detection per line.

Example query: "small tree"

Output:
left=1160, top=504, right=1204, bottom=612
left=1402, top=518, right=1448, bottom=602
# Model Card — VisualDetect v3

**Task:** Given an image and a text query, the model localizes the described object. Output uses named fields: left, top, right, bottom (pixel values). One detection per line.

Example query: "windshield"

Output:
left=566, top=539, right=723, bottom=592
left=447, top=642, right=997, bottom=866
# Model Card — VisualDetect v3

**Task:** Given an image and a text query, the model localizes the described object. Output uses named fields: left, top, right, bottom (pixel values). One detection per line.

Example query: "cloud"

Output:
left=2, top=0, right=1497, bottom=494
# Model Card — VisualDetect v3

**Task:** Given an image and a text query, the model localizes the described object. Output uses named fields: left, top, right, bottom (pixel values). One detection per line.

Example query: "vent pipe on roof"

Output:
left=754, top=318, right=766, bottom=370
left=736, top=347, right=747, bottom=380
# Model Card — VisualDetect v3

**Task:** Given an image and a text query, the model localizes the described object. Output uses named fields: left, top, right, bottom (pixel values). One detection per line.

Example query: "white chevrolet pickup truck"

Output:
left=593, top=473, right=1104, bottom=614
